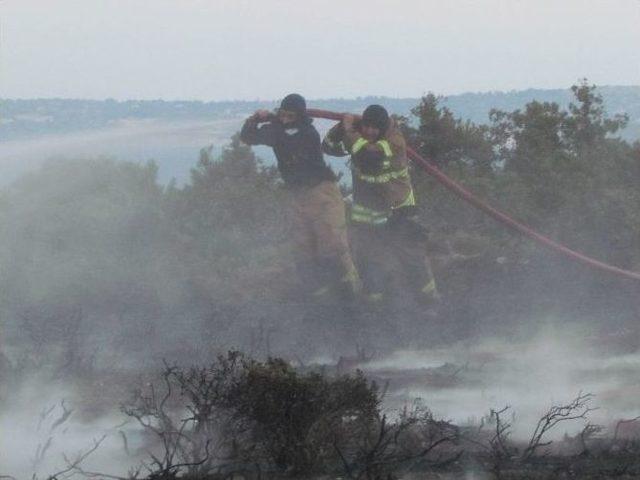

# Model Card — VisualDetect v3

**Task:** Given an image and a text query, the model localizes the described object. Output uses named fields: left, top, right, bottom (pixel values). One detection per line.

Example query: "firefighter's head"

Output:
left=278, top=93, right=307, bottom=126
left=361, top=104, right=390, bottom=141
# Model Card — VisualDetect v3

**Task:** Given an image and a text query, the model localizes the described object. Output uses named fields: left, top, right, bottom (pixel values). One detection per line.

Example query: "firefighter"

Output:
left=322, top=104, right=440, bottom=305
left=240, top=93, right=360, bottom=301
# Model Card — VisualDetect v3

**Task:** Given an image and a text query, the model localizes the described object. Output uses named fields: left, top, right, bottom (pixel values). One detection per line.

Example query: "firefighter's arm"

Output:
left=341, top=114, right=364, bottom=151
left=342, top=114, right=382, bottom=159
left=239, top=110, right=277, bottom=147
left=353, top=145, right=386, bottom=175
left=322, top=122, right=349, bottom=157
left=385, top=120, right=407, bottom=159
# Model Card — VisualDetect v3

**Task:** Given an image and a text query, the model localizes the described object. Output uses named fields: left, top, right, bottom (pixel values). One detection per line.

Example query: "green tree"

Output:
left=563, top=79, right=629, bottom=153
left=408, top=93, right=494, bottom=172
left=490, top=101, right=575, bottom=219
left=405, top=82, right=640, bottom=321
left=164, top=134, right=289, bottom=303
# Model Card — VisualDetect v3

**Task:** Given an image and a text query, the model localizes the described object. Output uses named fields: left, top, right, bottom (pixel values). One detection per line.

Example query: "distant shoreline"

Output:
left=3, top=85, right=639, bottom=143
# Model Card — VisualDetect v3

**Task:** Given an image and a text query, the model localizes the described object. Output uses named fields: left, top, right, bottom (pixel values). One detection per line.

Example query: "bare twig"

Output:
left=34, top=436, right=54, bottom=469
left=579, top=423, right=603, bottom=456
left=118, top=430, right=130, bottom=456
left=50, top=400, right=74, bottom=433
left=46, top=435, right=106, bottom=480
left=335, top=405, right=459, bottom=480
left=37, top=405, right=56, bottom=431
left=522, top=392, right=596, bottom=460
left=490, top=406, right=513, bottom=458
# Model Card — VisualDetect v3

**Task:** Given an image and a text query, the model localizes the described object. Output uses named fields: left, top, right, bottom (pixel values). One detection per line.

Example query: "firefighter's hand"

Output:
left=342, top=114, right=355, bottom=130
left=252, top=109, right=272, bottom=122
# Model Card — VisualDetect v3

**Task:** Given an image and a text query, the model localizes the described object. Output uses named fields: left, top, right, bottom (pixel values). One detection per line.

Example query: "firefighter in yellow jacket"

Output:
left=322, top=105, right=439, bottom=305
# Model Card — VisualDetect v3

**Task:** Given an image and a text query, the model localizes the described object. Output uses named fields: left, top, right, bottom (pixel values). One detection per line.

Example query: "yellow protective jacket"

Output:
left=322, top=119, right=415, bottom=226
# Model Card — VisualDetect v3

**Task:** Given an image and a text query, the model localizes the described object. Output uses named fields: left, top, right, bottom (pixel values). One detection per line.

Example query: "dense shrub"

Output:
left=408, top=81, right=640, bottom=322
left=122, top=352, right=456, bottom=479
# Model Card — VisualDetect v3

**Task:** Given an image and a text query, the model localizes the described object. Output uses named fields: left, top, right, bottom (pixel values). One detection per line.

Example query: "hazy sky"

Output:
left=1, top=0, right=639, bottom=100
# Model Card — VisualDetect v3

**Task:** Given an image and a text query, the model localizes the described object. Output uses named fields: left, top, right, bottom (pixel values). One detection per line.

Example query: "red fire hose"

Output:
left=308, top=108, right=640, bottom=282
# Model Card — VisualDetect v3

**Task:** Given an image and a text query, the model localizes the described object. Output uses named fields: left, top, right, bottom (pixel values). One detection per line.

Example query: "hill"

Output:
left=2, top=86, right=640, bottom=141
left=1, top=86, right=638, bottom=185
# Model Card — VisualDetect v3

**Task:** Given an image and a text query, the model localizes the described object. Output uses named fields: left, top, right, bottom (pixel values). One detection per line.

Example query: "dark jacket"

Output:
left=240, top=115, right=337, bottom=188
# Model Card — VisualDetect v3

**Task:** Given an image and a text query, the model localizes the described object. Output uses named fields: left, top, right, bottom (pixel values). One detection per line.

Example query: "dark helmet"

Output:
left=361, top=104, right=390, bottom=132
left=280, top=93, right=307, bottom=116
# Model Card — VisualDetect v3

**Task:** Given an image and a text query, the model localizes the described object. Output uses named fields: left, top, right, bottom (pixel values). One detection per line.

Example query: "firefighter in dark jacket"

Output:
left=322, top=104, right=439, bottom=305
left=240, top=93, right=360, bottom=300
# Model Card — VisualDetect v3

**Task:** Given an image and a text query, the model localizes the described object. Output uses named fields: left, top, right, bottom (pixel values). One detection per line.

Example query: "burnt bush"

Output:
left=119, top=352, right=456, bottom=479
left=226, top=356, right=380, bottom=474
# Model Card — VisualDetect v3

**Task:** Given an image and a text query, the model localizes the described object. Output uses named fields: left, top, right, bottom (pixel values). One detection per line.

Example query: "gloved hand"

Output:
left=342, top=114, right=356, bottom=130
left=353, top=146, right=385, bottom=175
left=252, top=109, right=274, bottom=122
left=327, top=122, right=345, bottom=142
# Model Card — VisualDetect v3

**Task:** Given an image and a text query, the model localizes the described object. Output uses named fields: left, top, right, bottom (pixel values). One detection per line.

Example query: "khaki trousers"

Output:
left=289, top=181, right=357, bottom=294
